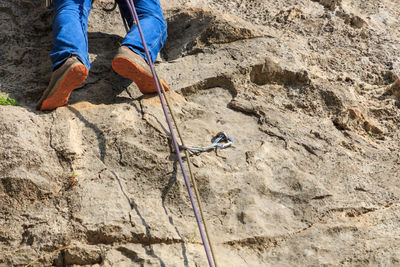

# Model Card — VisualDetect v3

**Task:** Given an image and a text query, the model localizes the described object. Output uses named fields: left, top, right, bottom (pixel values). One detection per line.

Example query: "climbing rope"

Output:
left=45, top=0, right=52, bottom=8
left=122, top=0, right=218, bottom=266
left=154, top=73, right=220, bottom=267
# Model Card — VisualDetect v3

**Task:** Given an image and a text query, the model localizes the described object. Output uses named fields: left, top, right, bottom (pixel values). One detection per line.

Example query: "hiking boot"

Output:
left=37, top=56, right=88, bottom=111
left=112, top=46, right=169, bottom=94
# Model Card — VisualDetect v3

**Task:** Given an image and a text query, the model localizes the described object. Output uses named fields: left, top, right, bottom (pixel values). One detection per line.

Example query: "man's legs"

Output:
left=37, top=0, right=91, bottom=111
left=51, top=0, right=92, bottom=70
left=119, top=0, right=167, bottom=64
left=112, top=0, right=169, bottom=93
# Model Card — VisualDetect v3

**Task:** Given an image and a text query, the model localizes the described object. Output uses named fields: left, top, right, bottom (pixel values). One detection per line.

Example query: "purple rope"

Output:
left=122, top=1, right=214, bottom=266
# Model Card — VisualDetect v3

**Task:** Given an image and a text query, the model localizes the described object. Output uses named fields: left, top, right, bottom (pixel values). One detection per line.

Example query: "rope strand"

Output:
left=123, top=1, right=215, bottom=266
left=155, top=74, right=219, bottom=267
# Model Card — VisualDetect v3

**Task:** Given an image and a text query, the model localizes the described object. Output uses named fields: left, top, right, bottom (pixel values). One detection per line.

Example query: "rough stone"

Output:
left=1, top=0, right=400, bottom=266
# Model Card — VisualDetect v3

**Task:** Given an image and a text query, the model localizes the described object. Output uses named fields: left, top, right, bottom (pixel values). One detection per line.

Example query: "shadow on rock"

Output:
left=161, top=160, right=189, bottom=267
left=68, top=32, right=135, bottom=106
left=111, top=170, right=168, bottom=267
left=162, top=8, right=262, bottom=61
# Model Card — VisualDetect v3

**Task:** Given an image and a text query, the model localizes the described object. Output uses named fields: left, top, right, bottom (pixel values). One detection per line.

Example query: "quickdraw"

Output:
left=181, top=132, right=233, bottom=155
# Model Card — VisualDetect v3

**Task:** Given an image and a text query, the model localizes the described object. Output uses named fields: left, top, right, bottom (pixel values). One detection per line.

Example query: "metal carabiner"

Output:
left=211, top=132, right=233, bottom=149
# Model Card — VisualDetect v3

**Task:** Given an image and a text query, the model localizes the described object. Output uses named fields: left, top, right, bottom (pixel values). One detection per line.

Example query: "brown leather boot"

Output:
left=112, top=46, right=169, bottom=94
left=37, top=56, right=88, bottom=111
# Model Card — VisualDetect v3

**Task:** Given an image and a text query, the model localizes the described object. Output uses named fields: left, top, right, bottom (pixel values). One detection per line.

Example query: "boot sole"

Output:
left=112, top=56, right=169, bottom=94
left=39, top=64, right=88, bottom=111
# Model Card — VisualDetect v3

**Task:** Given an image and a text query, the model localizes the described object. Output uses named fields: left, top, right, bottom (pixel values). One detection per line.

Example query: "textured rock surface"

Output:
left=1, top=0, right=400, bottom=266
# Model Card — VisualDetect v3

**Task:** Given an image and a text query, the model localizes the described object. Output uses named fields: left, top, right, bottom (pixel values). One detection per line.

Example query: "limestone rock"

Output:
left=1, top=0, right=400, bottom=266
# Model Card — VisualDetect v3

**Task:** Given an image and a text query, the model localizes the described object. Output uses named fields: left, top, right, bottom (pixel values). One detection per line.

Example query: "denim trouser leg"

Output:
left=118, top=0, right=167, bottom=63
left=50, top=0, right=92, bottom=71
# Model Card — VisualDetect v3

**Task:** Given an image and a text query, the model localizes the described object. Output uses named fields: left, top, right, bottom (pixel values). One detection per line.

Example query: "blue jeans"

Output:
left=50, top=0, right=167, bottom=71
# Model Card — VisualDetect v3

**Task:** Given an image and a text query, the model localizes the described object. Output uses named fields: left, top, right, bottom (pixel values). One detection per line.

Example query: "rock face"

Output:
left=1, top=0, right=400, bottom=266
